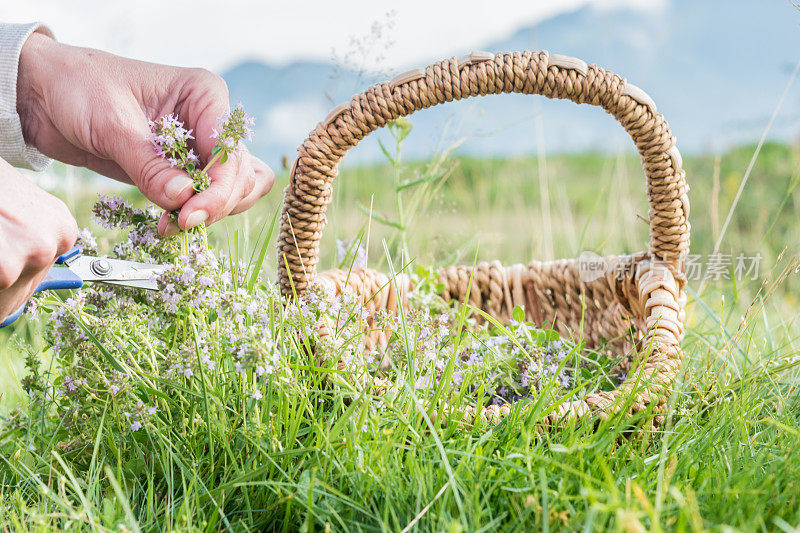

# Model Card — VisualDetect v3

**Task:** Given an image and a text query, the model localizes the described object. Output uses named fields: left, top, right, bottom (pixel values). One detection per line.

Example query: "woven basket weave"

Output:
left=277, top=50, right=690, bottom=426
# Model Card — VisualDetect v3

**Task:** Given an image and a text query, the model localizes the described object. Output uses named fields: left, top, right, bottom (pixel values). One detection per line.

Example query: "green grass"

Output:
left=2, top=138, right=800, bottom=531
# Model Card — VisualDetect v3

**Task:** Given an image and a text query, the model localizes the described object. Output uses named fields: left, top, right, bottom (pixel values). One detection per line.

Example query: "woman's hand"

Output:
left=0, top=158, right=78, bottom=322
left=16, top=32, right=274, bottom=235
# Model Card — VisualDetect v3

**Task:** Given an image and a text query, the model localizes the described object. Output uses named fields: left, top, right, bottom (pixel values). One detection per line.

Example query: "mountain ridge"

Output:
left=222, top=0, right=800, bottom=167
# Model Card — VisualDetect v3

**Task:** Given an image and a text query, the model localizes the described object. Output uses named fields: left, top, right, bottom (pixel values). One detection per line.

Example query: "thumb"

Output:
left=106, top=119, right=196, bottom=211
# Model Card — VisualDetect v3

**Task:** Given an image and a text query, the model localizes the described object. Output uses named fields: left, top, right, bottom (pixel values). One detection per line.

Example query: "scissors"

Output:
left=0, top=246, right=167, bottom=328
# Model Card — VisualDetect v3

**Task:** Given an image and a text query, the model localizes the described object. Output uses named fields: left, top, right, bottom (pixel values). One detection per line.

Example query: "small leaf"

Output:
left=512, top=305, right=525, bottom=323
left=355, top=201, right=404, bottom=230
left=396, top=173, right=441, bottom=192
left=376, top=138, right=396, bottom=165
left=535, top=329, right=561, bottom=344
left=247, top=208, right=280, bottom=292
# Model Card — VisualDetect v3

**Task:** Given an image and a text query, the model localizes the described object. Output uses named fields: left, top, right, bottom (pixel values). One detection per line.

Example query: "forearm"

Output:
left=16, top=31, right=54, bottom=153
left=0, top=22, right=53, bottom=170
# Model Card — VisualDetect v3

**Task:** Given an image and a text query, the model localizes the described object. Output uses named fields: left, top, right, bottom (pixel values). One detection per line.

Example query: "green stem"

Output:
left=179, top=231, right=188, bottom=256
left=394, top=137, right=409, bottom=260
left=201, top=151, right=224, bottom=175
left=189, top=317, right=214, bottom=460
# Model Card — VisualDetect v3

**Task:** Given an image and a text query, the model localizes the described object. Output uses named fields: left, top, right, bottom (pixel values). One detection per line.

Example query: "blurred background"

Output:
left=4, top=0, right=799, bottom=162
left=2, top=1, right=800, bottom=394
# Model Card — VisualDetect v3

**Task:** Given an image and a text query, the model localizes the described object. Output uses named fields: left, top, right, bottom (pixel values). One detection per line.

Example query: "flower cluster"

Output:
left=148, top=113, right=198, bottom=169
left=122, top=404, right=159, bottom=433
left=47, top=291, right=89, bottom=354
left=12, top=193, right=294, bottom=442
left=92, top=195, right=175, bottom=263
left=154, top=244, right=222, bottom=313
left=289, top=283, right=370, bottom=372
left=76, top=227, right=98, bottom=255
left=211, top=103, right=255, bottom=151
left=149, top=104, right=254, bottom=195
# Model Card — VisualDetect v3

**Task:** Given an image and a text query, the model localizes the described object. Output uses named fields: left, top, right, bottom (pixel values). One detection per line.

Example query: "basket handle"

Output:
left=278, top=50, right=690, bottom=297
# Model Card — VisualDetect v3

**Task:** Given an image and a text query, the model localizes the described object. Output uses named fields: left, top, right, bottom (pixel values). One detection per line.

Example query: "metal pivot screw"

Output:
left=90, top=259, right=112, bottom=277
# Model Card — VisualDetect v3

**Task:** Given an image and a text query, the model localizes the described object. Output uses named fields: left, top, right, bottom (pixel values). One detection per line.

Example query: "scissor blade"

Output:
left=97, top=278, right=161, bottom=290
left=66, top=256, right=167, bottom=291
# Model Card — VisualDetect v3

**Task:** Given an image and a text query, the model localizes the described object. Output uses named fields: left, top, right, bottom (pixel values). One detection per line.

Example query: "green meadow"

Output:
left=1, top=139, right=799, bottom=531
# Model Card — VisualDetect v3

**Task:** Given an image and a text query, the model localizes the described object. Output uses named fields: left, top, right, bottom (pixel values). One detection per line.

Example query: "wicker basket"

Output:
left=277, top=50, right=690, bottom=426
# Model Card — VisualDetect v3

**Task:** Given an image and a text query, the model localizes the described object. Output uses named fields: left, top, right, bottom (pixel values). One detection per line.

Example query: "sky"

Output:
left=0, top=0, right=666, bottom=73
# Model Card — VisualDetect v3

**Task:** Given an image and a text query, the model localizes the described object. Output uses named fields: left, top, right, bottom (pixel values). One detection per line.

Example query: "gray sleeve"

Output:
left=0, top=22, right=54, bottom=171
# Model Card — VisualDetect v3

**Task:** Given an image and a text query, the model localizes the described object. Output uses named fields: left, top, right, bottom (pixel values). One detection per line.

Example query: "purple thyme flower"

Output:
left=211, top=103, right=255, bottom=152
left=63, top=376, right=77, bottom=392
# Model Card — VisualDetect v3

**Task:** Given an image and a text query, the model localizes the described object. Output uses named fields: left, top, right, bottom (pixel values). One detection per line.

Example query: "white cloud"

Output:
left=0, top=0, right=667, bottom=72
left=260, top=100, right=328, bottom=143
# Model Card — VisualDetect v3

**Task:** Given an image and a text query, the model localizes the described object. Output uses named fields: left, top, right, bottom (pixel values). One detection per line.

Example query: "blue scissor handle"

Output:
left=56, top=245, right=82, bottom=265
left=0, top=246, right=84, bottom=328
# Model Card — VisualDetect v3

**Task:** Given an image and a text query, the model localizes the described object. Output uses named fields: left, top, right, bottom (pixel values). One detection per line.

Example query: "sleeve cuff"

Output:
left=0, top=22, right=54, bottom=171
